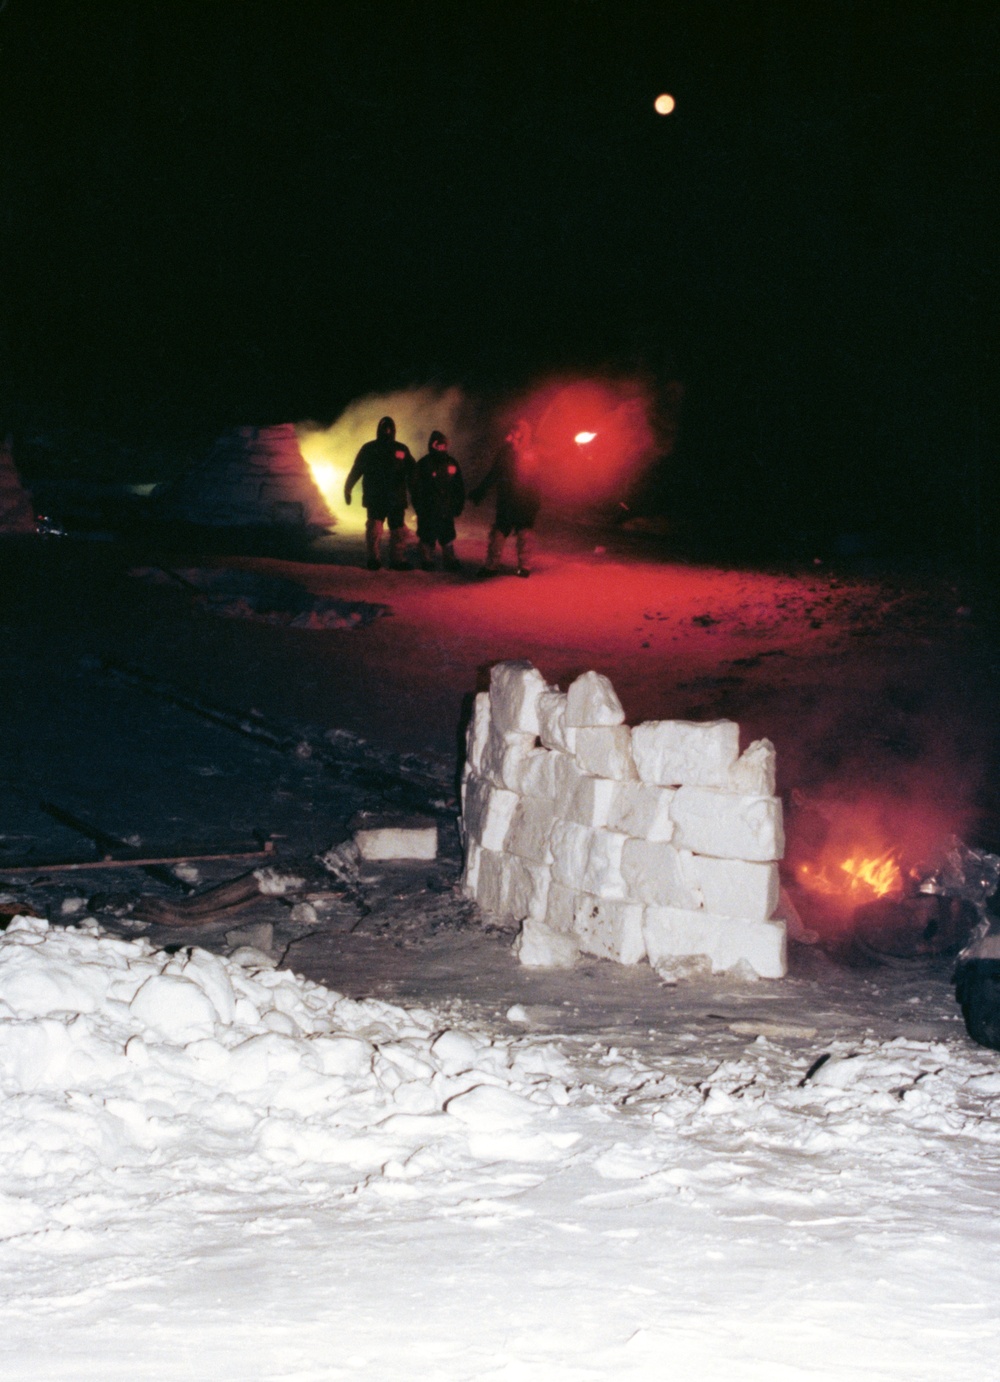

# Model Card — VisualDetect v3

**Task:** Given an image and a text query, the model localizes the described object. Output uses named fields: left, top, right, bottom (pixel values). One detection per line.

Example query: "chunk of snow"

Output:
left=465, top=691, right=491, bottom=773
left=463, top=775, right=519, bottom=852
left=725, top=738, right=777, bottom=795
left=515, top=746, right=561, bottom=800
left=679, top=853, right=780, bottom=922
left=670, top=786, right=785, bottom=861
left=513, top=916, right=581, bottom=968
left=130, top=974, right=219, bottom=1040
left=621, top=839, right=701, bottom=908
left=565, top=670, right=626, bottom=727
left=537, top=688, right=578, bottom=753
left=489, top=660, right=549, bottom=735
left=352, top=815, right=438, bottom=861
left=574, top=725, right=637, bottom=781
left=505, top=796, right=557, bottom=865
left=606, top=781, right=676, bottom=842
left=631, top=719, right=740, bottom=788
left=563, top=772, right=619, bottom=829
left=570, top=895, right=646, bottom=965
left=643, top=906, right=787, bottom=978
left=479, top=725, right=536, bottom=791
left=549, top=821, right=627, bottom=899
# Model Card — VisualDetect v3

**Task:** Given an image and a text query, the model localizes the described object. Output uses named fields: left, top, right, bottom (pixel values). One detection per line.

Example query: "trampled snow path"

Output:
left=1, top=916, right=999, bottom=1380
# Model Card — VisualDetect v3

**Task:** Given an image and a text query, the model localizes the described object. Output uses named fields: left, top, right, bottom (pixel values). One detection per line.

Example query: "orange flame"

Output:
left=797, top=849, right=904, bottom=903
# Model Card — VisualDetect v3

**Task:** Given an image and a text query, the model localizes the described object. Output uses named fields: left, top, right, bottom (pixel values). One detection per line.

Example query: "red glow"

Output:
left=513, top=377, right=658, bottom=506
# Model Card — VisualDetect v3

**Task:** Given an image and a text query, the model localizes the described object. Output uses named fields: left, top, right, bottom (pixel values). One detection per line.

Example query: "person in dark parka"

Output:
left=410, top=430, right=465, bottom=571
left=469, top=418, right=542, bottom=576
left=343, top=415, right=415, bottom=569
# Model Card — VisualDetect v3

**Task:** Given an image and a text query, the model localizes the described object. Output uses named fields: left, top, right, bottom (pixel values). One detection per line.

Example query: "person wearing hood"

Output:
left=469, top=418, right=541, bottom=577
left=344, top=415, right=415, bottom=570
left=409, top=430, right=465, bottom=572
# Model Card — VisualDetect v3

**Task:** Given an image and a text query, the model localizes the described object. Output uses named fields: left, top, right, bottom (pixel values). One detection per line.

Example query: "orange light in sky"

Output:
left=574, top=431, right=597, bottom=444
left=654, top=93, right=676, bottom=115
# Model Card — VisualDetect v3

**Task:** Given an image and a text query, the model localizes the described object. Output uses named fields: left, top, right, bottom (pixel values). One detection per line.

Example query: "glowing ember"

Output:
left=797, top=849, right=904, bottom=903
left=574, top=431, right=597, bottom=444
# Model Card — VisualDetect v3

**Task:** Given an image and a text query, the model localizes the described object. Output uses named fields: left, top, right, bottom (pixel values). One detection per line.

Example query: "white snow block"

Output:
left=670, top=787, right=785, bottom=862
left=726, top=738, right=777, bottom=796
left=644, top=907, right=787, bottom=979
left=475, top=847, right=508, bottom=917
left=479, top=724, right=536, bottom=791
left=563, top=772, right=619, bottom=829
left=504, top=855, right=551, bottom=921
left=514, top=916, right=580, bottom=968
left=489, top=660, right=549, bottom=735
left=621, top=838, right=701, bottom=908
left=552, top=750, right=587, bottom=807
left=574, top=725, right=637, bottom=781
left=463, top=775, right=519, bottom=852
left=465, top=691, right=492, bottom=774
left=606, top=781, right=676, bottom=842
left=680, top=853, right=780, bottom=922
left=515, top=747, right=561, bottom=801
left=571, top=895, right=646, bottom=965
left=352, top=815, right=438, bottom=861
left=460, top=839, right=482, bottom=896
left=544, top=880, right=578, bottom=933
left=537, top=689, right=578, bottom=753
left=565, top=670, right=626, bottom=727
left=549, top=820, right=627, bottom=899
left=632, top=719, right=740, bottom=788
left=506, top=796, right=557, bottom=865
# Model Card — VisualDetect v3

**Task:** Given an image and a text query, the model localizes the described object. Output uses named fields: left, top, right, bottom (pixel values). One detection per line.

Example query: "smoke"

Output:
left=297, top=386, right=482, bottom=532
left=510, top=375, right=661, bottom=507
left=297, top=373, right=669, bottom=530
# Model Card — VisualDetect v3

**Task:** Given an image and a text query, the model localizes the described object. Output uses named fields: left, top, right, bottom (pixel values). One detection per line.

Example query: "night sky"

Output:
left=1, top=2, right=998, bottom=553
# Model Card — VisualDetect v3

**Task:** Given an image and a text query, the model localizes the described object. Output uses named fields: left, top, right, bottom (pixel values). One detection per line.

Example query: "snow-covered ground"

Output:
left=2, top=912, right=999, bottom=1381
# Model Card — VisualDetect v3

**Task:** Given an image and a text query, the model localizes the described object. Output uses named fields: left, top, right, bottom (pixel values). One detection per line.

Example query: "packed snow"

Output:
left=2, top=912, right=999, bottom=1379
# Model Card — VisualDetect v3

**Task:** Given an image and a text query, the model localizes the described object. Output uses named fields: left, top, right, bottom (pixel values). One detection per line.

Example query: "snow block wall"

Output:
left=460, top=661, right=787, bottom=980
left=162, top=424, right=333, bottom=531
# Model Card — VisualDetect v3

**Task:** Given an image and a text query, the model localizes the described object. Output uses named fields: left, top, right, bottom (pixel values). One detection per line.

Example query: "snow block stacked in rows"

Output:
left=460, top=660, right=786, bottom=979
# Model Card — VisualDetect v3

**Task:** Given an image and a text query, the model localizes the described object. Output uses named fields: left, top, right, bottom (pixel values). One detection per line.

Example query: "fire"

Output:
left=797, top=849, right=904, bottom=903
left=574, top=431, right=597, bottom=444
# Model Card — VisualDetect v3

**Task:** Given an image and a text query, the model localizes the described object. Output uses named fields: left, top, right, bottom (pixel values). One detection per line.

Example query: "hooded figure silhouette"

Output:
left=344, top=415, right=416, bottom=569
left=469, top=418, right=541, bottom=577
left=409, top=430, right=465, bottom=571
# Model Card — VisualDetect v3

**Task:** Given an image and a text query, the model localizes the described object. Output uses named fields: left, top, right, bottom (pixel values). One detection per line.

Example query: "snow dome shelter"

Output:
left=0, top=436, right=36, bottom=534
left=159, top=424, right=334, bottom=533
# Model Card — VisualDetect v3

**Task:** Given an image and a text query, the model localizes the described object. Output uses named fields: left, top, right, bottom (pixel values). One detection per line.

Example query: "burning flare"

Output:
left=574, top=431, right=597, bottom=445
left=797, top=849, right=904, bottom=903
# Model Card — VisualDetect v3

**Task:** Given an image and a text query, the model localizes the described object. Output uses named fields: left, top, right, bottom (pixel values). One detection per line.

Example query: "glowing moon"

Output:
left=654, top=93, right=676, bottom=116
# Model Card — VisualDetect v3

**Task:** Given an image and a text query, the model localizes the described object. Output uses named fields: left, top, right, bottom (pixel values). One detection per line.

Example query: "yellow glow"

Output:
left=654, top=93, right=676, bottom=116
left=298, top=430, right=368, bottom=534
left=297, top=385, right=470, bottom=538
left=574, top=431, right=597, bottom=444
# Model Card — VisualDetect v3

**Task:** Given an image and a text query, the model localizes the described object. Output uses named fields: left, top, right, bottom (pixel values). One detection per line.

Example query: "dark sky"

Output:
left=1, top=1, right=998, bottom=545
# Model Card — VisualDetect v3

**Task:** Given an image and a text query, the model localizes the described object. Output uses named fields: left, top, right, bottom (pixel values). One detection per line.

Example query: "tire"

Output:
left=955, top=958, right=1000, bottom=1051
